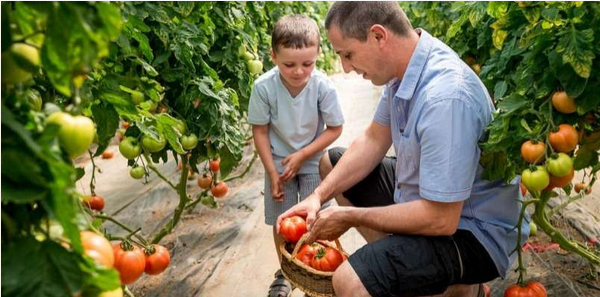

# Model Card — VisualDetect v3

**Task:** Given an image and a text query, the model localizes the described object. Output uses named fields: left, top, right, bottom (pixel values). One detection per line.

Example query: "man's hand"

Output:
left=305, top=206, right=353, bottom=244
left=276, top=193, right=322, bottom=234
left=270, top=173, right=284, bottom=201
left=280, top=150, right=307, bottom=182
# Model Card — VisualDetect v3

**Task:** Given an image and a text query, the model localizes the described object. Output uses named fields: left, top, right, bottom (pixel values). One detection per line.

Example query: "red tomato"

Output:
left=122, top=121, right=130, bottom=129
left=521, top=140, right=546, bottom=164
left=504, top=281, right=547, bottom=297
left=551, top=91, right=577, bottom=114
left=549, top=167, right=574, bottom=188
left=81, top=231, right=114, bottom=268
left=101, top=149, right=115, bottom=159
left=574, top=183, right=592, bottom=194
left=197, top=174, right=212, bottom=189
left=520, top=183, right=527, bottom=196
left=549, top=124, right=579, bottom=153
left=144, top=245, right=171, bottom=275
left=279, top=216, right=307, bottom=243
left=211, top=181, right=228, bottom=198
left=296, top=242, right=324, bottom=267
left=311, top=246, right=345, bottom=272
left=209, top=157, right=221, bottom=172
left=84, top=195, right=105, bottom=211
left=113, top=243, right=146, bottom=285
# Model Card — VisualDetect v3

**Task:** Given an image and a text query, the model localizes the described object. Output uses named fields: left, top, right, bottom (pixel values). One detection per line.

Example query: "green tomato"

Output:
left=131, top=90, right=145, bottom=105
left=1, top=52, right=32, bottom=84
left=47, top=112, right=96, bottom=159
left=242, top=51, right=254, bottom=61
left=141, top=134, right=166, bottom=153
left=201, top=195, right=215, bottom=207
left=10, top=43, right=40, bottom=71
left=173, top=120, right=186, bottom=135
left=247, top=60, right=263, bottom=75
left=181, top=134, right=199, bottom=150
left=129, top=167, right=145, bottom=179
left=521, top=166, right=550, bottom=192
left=237, top=44, right=247, bottom=57
left=25, top=89, right=42, bottom=111
left=546, top=153, right=573, bottom=177
left=529, top=221, right=538, bottom=236
left=119, top=137, right=142, bottom=160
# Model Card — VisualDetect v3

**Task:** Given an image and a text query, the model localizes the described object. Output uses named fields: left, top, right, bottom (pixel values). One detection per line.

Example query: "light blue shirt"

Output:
left=248, top=67, right=344, bottom=174
left=373, top=29, right=528, bottom=278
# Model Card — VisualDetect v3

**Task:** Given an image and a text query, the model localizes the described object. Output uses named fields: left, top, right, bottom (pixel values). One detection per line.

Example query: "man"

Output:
left=276, top=2, right=528, bottom=297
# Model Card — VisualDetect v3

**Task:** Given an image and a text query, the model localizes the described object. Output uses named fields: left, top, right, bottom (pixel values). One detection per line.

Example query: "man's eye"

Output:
left=345, top=53, right=352, bottom=60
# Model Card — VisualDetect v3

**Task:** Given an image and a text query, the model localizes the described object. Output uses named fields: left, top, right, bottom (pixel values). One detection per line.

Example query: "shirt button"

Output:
left=397, top=183, right=401, bottom=189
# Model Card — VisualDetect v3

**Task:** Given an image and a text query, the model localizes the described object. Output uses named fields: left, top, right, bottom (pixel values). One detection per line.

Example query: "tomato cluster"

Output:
left=112, top=242, right=171, bottom=285
left=295, top=242, right=346, bottom=272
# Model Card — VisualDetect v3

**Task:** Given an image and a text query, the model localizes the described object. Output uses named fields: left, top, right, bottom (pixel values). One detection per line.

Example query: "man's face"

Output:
left=327, top=25, right=389, bottom=86
left=271, top=45, right=319, bottom=89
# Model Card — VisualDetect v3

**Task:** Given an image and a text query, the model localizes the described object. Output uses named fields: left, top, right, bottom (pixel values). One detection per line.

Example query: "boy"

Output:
left=247, top=14, right=344, bottom=297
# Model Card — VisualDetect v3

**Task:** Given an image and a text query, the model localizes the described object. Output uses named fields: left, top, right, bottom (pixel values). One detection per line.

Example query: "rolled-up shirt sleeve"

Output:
left=373, top=87, right=391, bottom=126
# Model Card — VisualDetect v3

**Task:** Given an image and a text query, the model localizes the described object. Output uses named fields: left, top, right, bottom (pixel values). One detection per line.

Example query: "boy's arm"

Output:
left=252, top=124, right=283, bottom=200
left=280, top=124, right=343, bottom=182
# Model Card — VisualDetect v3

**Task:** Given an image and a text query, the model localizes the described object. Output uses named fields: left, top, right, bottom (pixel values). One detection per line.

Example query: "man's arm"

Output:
left=314, top=121, right=392, bottom=204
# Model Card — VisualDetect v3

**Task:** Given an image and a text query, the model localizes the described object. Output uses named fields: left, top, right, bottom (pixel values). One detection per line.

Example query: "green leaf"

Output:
left=1, top=179, right=48, bottom=204
left=497, top=93, right=528, bottom=117
left=1, top=149, right=47, bottom=187
left=573, top=149, right=598, bottom=170
left=493, top=81, right=508, bottom=99
left=157, top=114, right=185, bottom=155
left=96, top=2, right=123, bottom=40
left=486, top=1, right=509, bottom=18
left=1, top=3, right=12, bottom=52
left=91, top=103, right=120, bottom=155
left=1, top=238, right=84, bottom=297
left=556, top=27, right=595, bottom=78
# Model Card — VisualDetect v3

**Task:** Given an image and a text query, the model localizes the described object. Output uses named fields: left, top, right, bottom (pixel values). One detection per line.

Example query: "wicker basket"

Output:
left=279, top=233, right=348, bottom=297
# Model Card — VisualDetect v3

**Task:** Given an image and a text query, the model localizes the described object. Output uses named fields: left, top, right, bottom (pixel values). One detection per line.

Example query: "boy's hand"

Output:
left=280, top=151, right=306, bottom=182
left=270, top=173, right=284, bottom=201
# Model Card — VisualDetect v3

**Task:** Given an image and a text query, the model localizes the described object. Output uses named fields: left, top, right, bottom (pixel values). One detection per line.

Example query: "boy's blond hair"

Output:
left=272, top=14, right=320, bottom=53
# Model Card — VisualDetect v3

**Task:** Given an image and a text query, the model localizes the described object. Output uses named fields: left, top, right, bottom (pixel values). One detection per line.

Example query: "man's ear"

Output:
left=370, top=24, right=387, bottom=45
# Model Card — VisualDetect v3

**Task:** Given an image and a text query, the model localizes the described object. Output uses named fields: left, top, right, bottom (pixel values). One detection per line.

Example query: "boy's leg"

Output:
left=265, top=176, right=299, bottom=297
left=321, top=147, right=396, bottom=242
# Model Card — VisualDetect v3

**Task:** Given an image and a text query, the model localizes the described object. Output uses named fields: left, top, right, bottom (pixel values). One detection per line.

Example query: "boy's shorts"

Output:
left=328, top=147, right=499, bottom=296
left=264, top=173, right=330, bottom=225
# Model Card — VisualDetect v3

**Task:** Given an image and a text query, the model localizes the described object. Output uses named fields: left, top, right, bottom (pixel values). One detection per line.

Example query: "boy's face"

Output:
left=271, top=45, right=319, bottom=89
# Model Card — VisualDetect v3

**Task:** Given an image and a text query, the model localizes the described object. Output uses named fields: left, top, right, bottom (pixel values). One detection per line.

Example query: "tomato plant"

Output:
left=141, top=134, right=167, bottom=153
left=181, top=134, right=199, bottom=150
left=574, top=182, right=591, bottom=194
left=113, top=243, right=146, bottom=285
left=549, top=124, right=579, bottom=153
left=209, top=157, right=221, bottom=172
left=119, top=137, right=142, bottom=160
left=130, top=167, right=146, bottom=180
left=279, top=216, right=307, bottom=243
left=521, top=166, right=550, bottom=192
left=81, top=231, right=115, bottom=268
left=311, top=247, right=345, bottom=272
left=144, top=245, right=171, bottom=275
left=47, top=111, right=96, bottom=159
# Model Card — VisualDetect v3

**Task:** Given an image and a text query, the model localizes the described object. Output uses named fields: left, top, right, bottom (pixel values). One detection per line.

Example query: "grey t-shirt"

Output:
left=248, top=67, right=344, bottom=174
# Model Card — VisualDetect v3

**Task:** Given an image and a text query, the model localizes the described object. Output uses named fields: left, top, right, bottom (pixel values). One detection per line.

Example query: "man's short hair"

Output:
left=325, top=2, right=413, bottom=41
left=272, top=14, right=320, bottom=53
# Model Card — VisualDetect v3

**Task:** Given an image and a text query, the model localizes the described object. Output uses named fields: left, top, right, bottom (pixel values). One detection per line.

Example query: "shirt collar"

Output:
left=390, top=28, right=433, bottom=101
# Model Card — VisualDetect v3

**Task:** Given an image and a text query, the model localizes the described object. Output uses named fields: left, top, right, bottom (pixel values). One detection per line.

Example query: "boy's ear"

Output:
left=270, top=49, right=276, bottom=63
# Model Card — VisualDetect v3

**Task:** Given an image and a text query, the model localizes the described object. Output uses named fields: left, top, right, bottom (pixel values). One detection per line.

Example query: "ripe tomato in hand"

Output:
left=211, top=181, right=228, bottom=198
left=296, top=242, right=324, bottom=267
left=144, top=245, right=171, bottom=275
left=84, top=195, right=105, bottom=211
left=81, top=231, right=114, bottom=268
left=311, top=246, right=345, bottom=272
left=209, top=157, right=221, bottom=172
left=279, top=216, right=307, bottom=243
left=504, top=281, right=547, bottom=297
left=113, top=243, right=146, bottom=285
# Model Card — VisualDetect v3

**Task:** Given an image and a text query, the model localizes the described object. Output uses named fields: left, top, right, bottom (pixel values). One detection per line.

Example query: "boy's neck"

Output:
left=280, top=73, right=309, bottom=98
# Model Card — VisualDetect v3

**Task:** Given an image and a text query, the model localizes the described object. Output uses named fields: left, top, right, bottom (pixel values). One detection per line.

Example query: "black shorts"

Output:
left=328, top=147, right=499, bottom=297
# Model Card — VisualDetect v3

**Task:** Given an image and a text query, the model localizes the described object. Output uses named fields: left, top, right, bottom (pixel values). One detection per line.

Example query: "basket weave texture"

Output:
left=279, top=233, right=348, bottom=297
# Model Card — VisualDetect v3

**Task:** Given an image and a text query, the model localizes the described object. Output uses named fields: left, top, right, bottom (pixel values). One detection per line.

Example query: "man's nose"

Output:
left=341, top=59, right=353, bottom=73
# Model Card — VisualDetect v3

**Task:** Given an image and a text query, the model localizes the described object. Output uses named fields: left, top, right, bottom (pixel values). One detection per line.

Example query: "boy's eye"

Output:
left=303, top=62, right=314, bottom=67
left=284, top=64, right=294, bottom=68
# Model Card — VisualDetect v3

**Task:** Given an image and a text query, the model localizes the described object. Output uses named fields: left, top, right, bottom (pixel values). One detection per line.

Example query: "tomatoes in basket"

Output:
left=144, top=245, right=171, bottom=275
left=311, top=246, right=345, bottom=272
left=296, top=242, right=324, bottom=267
left=504, top=281, right=547, bottom=297
left=279, top=216, right=307, bottom=243
left=113, top=243, right=146, bottom=285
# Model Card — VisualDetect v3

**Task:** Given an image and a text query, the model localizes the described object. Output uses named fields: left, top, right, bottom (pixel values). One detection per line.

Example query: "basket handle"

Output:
left=288, top=233, right=345, bottom=262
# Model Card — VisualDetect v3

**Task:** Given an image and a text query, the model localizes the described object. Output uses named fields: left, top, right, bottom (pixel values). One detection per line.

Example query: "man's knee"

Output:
left=332, top=261, right=370, bottom=297
left=319, top=147, right=344, bottom=179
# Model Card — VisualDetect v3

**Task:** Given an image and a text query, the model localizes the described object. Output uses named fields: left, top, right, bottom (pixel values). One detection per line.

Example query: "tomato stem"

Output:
left=223, top=150, right=258, bottom=182
left=88, top=149, right=97, bottom=196
left=185, top=189, right=210, bottom=212
left=143, top=153, right=177, bottom=190
left=95, top=214, right=148, bottom=246
left=533, top=190, right=600, bottom=266
left=510, top=198, right=538, bottom=286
